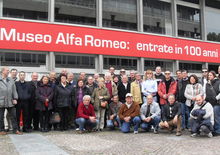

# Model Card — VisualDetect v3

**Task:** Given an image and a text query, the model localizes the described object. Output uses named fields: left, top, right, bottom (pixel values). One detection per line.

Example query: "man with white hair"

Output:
left=117, top=75, right=130, bottom=103
left=75, top=95, right=98, bottom=133
left=0, top=67, right=22, bottom=135
left=104, top=72, right=118, bottom=98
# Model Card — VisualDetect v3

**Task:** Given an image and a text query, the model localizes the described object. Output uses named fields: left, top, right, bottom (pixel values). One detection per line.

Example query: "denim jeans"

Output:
left=214, top=106, right=220, bottom=134
left=121, top=116, right=141, bottom=133
left=180, top=102, right=190, bottom=129
left=107, top=116, right=121, bottom=129
left=75, top=118, right=98, bottom=131
left=141, top=116, right=161, bottom=131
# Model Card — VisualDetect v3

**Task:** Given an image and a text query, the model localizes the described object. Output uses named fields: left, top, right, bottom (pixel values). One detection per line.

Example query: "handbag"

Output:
left=49, top=112, right=61, bottom=124
left=100, top=100, right=108, bottom=108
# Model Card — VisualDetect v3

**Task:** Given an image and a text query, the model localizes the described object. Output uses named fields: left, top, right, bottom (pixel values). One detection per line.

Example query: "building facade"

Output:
left=0, top=0, right=220, bottom=75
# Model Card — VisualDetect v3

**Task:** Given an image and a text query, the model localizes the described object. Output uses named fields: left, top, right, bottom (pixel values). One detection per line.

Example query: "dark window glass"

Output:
left=0, top=52, right=46, bottom=67
left=179, top=63, right=202, bottom=73
left=55, top=54, right=95, bottom=69
left=3, top=0, right=48, bottom=21
left=103, top=0, right=137, bottom=31
left=180, top=0, right=199, bottom=4
left=104, top=57, right=137, bottom=70
left=143, top=0, right=172, bottom=35
left=177, top=5, right=201, bottom=39
left=55, top=0, right=96, bottom=26
left=205, top=3, right=220, bottom=42
left=206, top=0, right=220, bottom=9
left=208, top=64, right=219, bottom=73
left=144, top=60, right=172, bottom=71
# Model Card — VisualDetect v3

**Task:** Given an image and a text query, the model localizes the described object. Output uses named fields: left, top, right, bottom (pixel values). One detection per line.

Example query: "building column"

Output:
left=96, top=54, right=103, bottom=74
left=173, top=60, right=179, bottom=72
left=0, top=0, right=3, bottom=17
left=200, top=0, right=206, bottom=41
left=96, top=0, right=102, bottom=27
left=137, top=0, right=143, bottom=32
left=139, top=57, right=145, bottom=75
left=47, top=52, right=55, bottom=71
left=202, top=62, right=208, bottom=69
left=171, top=0, right=178, bottom=37
left=48, top=0, right=55, bottom=22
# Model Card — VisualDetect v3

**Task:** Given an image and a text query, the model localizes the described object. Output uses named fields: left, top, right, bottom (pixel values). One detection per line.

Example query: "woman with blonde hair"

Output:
left=142, top=70, right=158, bottom=103
left=91, top=78, right=110, bottom=131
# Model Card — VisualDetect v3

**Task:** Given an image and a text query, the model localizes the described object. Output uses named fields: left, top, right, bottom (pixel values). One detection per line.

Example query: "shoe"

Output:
left=154, top=128, right=158, bottom=134
left=207, top=132, right=213, bottom=138
left=191, top=133, right=197, bottom=138
left=0, top=131, right=7, bottom=135
left=75, top=128, right=80, bottom=131
left=176, top=132, right=182, bottom=136
left=134, top=131, right=138, bottom=134
left=14, top=130, right=23, bottom=135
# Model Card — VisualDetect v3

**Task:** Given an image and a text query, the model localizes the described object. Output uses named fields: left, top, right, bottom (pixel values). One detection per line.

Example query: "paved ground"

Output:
left=1, top=129, right=220, bottom=155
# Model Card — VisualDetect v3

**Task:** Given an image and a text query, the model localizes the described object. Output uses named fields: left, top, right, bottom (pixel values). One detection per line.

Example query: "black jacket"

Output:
left=176, top=78, right=189, bottom=102
left=71, top=86, right=91, bottom=107
left=205, top=78, right=220, bottom=106
left=15, top=81, right=32, bottom=102
left=54, top=83, right=72, bottom=108
left=162, top=102, right=181, bottom=121
left=117, top=82, right=131, bottom=103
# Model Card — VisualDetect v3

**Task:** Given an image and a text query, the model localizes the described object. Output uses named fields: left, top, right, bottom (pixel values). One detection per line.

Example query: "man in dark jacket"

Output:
left=86, top=76, right=97, bottom=95
left=176, top=70, right=189, bottom=130
left=117, top=75, right=131, bottom=103
left=154, top=66, right=165, bottom=105
left=29, top=72, right=39, bottom=130
left=159, top=94, right=182, bottom=136
left=15, top=71, right=32, bottom=132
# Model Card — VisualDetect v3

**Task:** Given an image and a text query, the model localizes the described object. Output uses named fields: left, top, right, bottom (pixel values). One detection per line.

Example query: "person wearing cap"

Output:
left=158, top=70, right=177, bottom=110
left=159, top=94, right=182, bottom=136
left=199, top=68, right=208, bottom=95
left=140, top=95, right=161, bottom=134
left=118, top=93, right=141, bottom=134
left=189, top=95, right=214, bottom=138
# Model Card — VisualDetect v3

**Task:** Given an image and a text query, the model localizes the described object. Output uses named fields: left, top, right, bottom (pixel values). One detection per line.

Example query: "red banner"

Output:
left=0, top=19, right=219, bottom=63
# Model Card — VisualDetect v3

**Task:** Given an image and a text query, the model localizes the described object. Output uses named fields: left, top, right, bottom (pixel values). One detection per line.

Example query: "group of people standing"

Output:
left=0, top=66, right=220, bottom=138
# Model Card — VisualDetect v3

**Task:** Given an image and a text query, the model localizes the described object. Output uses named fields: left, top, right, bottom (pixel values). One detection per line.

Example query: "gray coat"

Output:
left=0, top=76, right=18, bottom=108
left=140, top=101, right=161, bottom=120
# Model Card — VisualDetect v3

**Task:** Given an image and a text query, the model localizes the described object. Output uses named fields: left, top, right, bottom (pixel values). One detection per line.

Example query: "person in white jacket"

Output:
left=142, top=70, right=157, bottom=103
left=190, top=95, right=214, bottom=138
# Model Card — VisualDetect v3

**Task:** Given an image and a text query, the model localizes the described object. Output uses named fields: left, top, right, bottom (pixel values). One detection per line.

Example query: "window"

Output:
left=144, top=60, right=173, bottom=71
left=55, top=54, right=95, bottom=69
left=179, top=62, right=202, bottom=73
left=205, top=1, right=220, bottom=42
left=177, top=5, right=201, bottom=39
left=102, top=0, right=137, bottom=31
left=55, top=0, right=96, bottom=26
left=206, top=0, right=220, bottom=9
left=3, top=0, right=48, bottom=21
left=0, top=52, right=46, bottom=67
left=104, top=57, right=137, bottom=70
left=180, top=0, right=199, bottom=4
left=143, top=0, right=172, bottom=35
left=208, top=64, right=219, bottom=73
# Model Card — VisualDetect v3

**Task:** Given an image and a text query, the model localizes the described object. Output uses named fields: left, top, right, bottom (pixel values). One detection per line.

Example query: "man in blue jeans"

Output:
left=118, top=93, right=141, bottom=134
left=75, top=95, right=98, bottom=133
left=140, top=95, right=161, bottom=134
